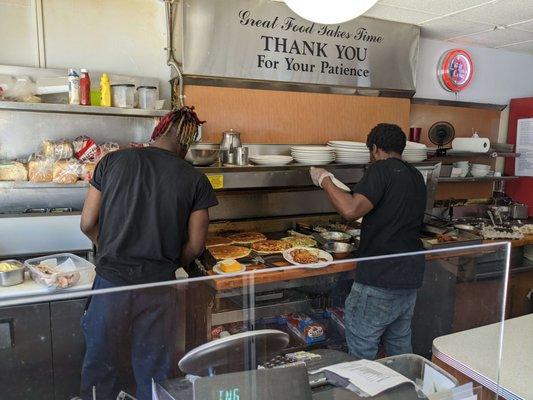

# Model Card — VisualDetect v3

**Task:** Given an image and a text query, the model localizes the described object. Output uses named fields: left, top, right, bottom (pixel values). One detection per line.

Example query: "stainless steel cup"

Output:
left=234, top=147, right=249, bottom=166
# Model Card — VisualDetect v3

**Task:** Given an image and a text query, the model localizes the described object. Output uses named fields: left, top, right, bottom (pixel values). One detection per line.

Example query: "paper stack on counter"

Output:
left=319, top=360, right=413, bottom=397
left=427, top=382, right=478, bottom=400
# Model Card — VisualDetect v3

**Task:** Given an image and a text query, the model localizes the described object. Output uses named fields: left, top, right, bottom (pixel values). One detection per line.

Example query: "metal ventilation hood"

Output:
left=178, top=0, right=419, bottom=98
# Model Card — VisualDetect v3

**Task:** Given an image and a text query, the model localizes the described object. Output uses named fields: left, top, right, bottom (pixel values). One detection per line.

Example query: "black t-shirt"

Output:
left=90, top=147, right=218, bottom=285
left=352, top=158, right=426, bottom=289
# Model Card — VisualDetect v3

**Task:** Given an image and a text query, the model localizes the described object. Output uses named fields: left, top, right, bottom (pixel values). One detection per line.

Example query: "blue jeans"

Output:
left=345, top=282, right=417, bottom=360
left=80, top=276, right=178, bottom=400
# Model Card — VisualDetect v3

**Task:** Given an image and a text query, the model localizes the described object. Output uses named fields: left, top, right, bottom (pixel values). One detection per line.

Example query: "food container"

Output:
left=185, top=143, right=220, bottom=166
left=320, top=231, right=351, bottom=243
left=137, top=85, right=157, bottom=109
left=510, top=203, right=528, bottom=220
left=0, top=260, right=25, bottom=287
left=322, top=242, right=355, bottom=259
left=111, top=84, right=135, bottom=108
left=24, top=253, right=95, bottom=290
left=376, top=354, right=459, bottom=393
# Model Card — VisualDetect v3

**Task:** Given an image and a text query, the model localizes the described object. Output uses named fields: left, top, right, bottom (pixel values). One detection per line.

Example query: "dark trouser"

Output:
left=345, top=282, right=417, bottom=360
left=80, top=275, right=178, bottom=400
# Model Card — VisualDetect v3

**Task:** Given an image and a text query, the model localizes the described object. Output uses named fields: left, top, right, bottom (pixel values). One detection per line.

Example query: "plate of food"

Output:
left=281, top=236, right=317, bottom=247
left=208, top=245, right=252, bottom=261
left=227, top=232, right=267, bottom=245
left=251, top=240, right=291, bottom=255
left=212, top=259, right=246, bottom=275
left=282, top=246, right=333, bottom=268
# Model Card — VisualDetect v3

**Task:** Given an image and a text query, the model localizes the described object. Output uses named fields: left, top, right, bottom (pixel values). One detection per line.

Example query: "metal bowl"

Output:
left=185, top=144, right=220, bottom=166
left=323, top=242, right=355, bottom=259
left=0, top=260, right=25, bottom=287
left=320, top=231, right=351, bottom=243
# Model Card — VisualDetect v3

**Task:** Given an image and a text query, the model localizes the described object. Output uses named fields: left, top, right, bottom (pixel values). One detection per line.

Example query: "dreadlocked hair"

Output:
left=151, top=106, right=205, bottom=146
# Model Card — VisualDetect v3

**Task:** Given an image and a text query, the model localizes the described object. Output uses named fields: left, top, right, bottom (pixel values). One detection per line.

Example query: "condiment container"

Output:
left=25, top=253, right=95, bottom=290
left=0, top=260, right=24, bottom=287
left=79, top=68, right=91, bottom=106
left=100, top=73, right=111, bottom=107
left=67, top=68, right=80, bottom=105
left=137, top=86, right=157, bottom=109
left=111, top=84, right=135, bottom=108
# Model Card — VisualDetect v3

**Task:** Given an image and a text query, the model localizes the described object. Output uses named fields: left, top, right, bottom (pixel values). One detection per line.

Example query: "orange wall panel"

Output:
left=184, top=85, right=411, bottom=144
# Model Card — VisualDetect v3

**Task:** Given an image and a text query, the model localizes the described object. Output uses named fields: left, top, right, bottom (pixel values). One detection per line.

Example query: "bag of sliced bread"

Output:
left=41, top=139, right=74, bottom=160
left=0, top=161, right=28, bottom=181
left=53, top=159, right=80, bottom=184
left=28, top=156, right=54, bottom=183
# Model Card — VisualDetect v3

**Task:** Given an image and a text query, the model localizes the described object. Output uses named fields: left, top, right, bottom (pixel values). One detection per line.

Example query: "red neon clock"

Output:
left=437, top=49, right=474, bottom=92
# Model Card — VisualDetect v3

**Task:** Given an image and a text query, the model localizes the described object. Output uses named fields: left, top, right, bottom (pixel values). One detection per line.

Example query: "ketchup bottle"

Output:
left=80, top=68, right=91, bottom=106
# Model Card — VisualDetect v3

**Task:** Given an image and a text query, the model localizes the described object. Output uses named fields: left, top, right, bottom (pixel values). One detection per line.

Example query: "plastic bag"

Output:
left=28, top=156, right=53, bottom=183
left=41, top=139, right=74, bottom=160
left=3, top=76, right=38, bottom=102
left=0, top=161, right=28, bottom=181
left=99, top=142, right=120, bottom=156
left=79, top=162, right=96, bottom=181
left=52, top=159, right=80, bottom=184
left=73, top=135, right=100, bottom=162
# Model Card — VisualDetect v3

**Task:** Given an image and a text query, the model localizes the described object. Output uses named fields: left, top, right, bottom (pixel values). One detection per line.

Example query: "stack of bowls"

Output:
left=471, top=163, right=491, bottom=177
left=453, top=161, right=470, bottom=178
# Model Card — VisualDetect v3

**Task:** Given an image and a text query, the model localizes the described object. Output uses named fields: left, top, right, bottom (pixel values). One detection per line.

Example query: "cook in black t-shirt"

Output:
left=79, top=108, right=218, bottom=400
left=310, top=123, right=426, bottom=359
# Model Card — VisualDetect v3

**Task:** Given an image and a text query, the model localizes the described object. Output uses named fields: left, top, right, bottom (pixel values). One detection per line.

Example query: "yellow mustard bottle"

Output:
left=100, top=73, right=111, bottom=107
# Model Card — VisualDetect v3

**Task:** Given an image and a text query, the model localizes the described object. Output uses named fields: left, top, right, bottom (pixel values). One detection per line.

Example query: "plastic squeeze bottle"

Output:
left=100, top=73, right=111, bottom=107
left=79, top=69, right=91, bottom=106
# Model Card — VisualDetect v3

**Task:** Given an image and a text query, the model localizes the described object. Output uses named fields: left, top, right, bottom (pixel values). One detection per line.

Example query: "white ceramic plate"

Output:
left=294, top=160, right=334, bottom=165
left=328, top=141, right=367, bottom=147
left=282, top=246, right=334, bottom=268
left=212, top=264, right=247, bottom=275
left=405, top=141, right=427, bottom=149
left=291, top=146, right=332, bottom=151
left=250, top=155, right=293, bottom=166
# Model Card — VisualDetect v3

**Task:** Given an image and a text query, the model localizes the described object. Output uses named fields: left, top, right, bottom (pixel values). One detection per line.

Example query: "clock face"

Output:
left=437, top=49, right=474, bottom=92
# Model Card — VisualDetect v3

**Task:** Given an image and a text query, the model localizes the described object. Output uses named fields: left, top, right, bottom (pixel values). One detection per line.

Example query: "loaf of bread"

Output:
left=79, top=162, right=96, bottom=181
left=42, top=140, right=74, bottom=160
left=52, top=159, right=80, bottom=184
left=0, top=161, right=28, bottom=181
left=28, top=158, right=53, bottom=183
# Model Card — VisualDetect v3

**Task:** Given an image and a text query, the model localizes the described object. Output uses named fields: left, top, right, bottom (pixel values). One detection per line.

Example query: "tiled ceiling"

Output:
left=364, top=0, right=533, bottom=54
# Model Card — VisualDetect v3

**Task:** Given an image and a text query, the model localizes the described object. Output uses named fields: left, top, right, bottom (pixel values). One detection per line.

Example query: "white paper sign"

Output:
left=515, top=118, right=533, bottom=177
left=321, top=360, right=412, bottom=396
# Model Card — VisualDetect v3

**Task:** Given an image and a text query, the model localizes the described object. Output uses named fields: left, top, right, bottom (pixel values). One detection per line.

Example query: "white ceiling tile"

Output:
left=454, top=0, right=533, bottom=25
left=363, top=4, right=438, bottom=24
left=450, top=27, right=533, bottom=47
left=496, top=40, right=533, bottom=54
left=377, top=0, right=495, bottom=16
left=509, top=19, right=533, bottom=32
left=420, top=17, right=493, bottom=40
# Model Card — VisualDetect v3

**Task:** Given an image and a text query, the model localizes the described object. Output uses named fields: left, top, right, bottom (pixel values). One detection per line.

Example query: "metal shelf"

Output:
left=438, top=176, right=519, bottom=183
left=0, top=181, right=89, bottom=189
left=428, top=150, right=520, bottom=158
left=0, top=100, right=169, bottom=118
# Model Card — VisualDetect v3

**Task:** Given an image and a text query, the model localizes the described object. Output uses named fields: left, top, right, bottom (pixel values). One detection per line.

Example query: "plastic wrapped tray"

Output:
left=24, top=253, right=95, bottom=290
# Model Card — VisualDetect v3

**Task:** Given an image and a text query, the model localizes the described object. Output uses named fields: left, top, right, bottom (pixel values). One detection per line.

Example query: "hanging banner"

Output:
left=182, top=0, right=419, bottom=93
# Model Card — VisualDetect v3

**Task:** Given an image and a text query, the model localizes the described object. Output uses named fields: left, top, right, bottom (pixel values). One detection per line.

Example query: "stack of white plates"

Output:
left=327, top=141, right=370, bottom=164
left=249, top=155, right=293, bottom=166
left=402, top=141, right=428, bottom=163
left=291, top=146, right=335, bottom=165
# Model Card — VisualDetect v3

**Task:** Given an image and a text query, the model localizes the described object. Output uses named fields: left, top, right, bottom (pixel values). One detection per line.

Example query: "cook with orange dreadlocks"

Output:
left=79, top=107, right=218, bottom=400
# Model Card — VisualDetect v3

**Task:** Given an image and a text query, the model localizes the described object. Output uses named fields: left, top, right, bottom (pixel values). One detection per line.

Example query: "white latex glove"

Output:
left=310, top=167, right=334, bottom=188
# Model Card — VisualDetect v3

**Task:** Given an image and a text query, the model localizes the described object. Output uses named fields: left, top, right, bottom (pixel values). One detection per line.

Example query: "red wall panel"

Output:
left=504, top=98, right=533, bottom=216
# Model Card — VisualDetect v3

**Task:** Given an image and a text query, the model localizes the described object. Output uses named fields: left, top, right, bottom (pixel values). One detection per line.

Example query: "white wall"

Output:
left=0, top=0, right=172, bottom=101
left=416, top=38, right=533, bottom=105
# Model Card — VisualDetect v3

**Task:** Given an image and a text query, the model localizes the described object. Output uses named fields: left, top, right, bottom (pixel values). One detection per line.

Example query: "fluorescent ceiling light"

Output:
left=284, top=0, right=379, bottom=24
